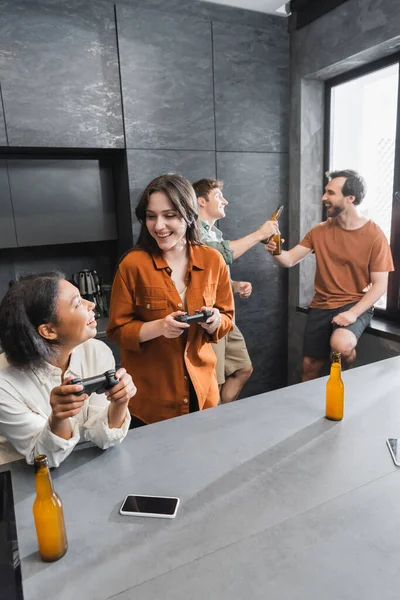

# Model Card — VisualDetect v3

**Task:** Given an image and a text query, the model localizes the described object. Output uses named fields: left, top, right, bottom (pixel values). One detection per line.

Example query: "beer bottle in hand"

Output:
left=261, top=204, right=284, bottom=246
left=325, top=352, right=344, bottom=421
left=33, top=455, right=68, bottom=562
left=271, top=230, right=282, bottom=256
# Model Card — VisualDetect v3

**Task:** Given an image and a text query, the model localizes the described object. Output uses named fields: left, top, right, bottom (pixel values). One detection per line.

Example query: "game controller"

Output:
left=174, top=309, right=214, bottom=324
left=68, top=370, right=119, bottom=396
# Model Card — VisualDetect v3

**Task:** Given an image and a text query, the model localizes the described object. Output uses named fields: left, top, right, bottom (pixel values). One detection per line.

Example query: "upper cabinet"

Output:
left=7, top=159, right=117, bottom=247
left=213, top=21, right=289, bottom=153
left=0, top=161, right=17, bottom=248
left=0, top=0, right=124, bottom=148
left=116, top=6, right=215, bottom=151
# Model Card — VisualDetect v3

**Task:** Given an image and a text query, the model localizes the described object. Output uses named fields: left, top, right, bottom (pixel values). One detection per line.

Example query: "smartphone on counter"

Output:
left=119, top=494, right=180, bottom=519
left=386, top=438, right=400, bottom=466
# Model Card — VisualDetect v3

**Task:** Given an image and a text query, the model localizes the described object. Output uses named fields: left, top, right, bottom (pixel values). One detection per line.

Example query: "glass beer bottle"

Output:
left=325, top=351, right=344, bottom=421
left=261, top=204, right=284, bottom=246
left=33, top=454, right=68, bottom=562
left=271, top=230, right=282, bottom=256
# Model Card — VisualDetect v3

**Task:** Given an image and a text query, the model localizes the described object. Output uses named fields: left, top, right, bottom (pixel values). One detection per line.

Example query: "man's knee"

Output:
left=330, top=330, right=357, bottom=357
left=302, top=356, right=324, bottom=381
left=232, top=364, right=253, bottom=381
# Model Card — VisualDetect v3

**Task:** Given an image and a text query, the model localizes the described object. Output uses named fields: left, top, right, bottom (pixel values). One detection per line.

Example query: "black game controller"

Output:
left=174, top=309, right=214, bottom=324
left=68, top=370, right=119, bottom=396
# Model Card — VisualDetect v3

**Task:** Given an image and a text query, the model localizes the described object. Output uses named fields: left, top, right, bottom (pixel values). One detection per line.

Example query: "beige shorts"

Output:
left=212, top=323, right=252, bottom=385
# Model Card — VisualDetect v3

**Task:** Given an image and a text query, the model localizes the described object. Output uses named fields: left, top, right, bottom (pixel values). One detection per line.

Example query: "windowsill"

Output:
left=296, top=306, right=400, bottom=343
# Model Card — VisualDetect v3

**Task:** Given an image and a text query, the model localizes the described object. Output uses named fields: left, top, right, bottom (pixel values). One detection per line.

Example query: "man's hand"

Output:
left=199, top=306, right=221, bottom=335
left=105, top=368, right=136, bottom=405
left=162, top=312, right=190, bottom=338
left=332, top=310, right=358, bottom=327
left=265, top=238, right=285, bottom=254
left=237, top=281, right=252, bottom=298
left=257, top=220, right=279, bottom=242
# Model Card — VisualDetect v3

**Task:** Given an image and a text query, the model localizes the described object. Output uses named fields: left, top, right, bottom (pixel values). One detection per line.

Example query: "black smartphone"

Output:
left=119, top=494, right=180, bottom=519
left=387, top=438, right=400, bottom=466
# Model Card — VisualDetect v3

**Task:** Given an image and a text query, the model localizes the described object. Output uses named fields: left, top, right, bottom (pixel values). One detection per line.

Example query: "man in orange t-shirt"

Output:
left=266, top=170, right=394, bottom=381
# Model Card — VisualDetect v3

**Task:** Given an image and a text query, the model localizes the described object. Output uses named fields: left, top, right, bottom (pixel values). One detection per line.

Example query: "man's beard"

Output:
left=328, top=205, right=345, bottom=218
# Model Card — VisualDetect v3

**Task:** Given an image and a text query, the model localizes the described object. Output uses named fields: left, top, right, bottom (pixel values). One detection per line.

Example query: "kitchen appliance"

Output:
left=72, top=270, right=108, bottom=318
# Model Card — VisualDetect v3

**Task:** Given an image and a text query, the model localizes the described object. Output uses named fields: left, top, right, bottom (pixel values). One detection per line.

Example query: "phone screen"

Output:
left=120, top=495, right=179, bottom=515
left=387, top=438, right=400, bottom=466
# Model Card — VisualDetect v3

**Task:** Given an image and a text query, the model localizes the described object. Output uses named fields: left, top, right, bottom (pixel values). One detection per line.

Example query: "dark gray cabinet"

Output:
left=7, top=159, right=117, bottom=247
left=0, top=0, right=123, bottom=148
left=117, top=6, right=215, bottom=151
left=213, top=21, right=289, bottom=152
left=0, top=161, right=17, bottom=248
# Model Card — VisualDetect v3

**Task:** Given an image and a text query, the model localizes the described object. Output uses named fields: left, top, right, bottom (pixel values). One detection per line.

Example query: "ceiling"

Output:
left=199, top=0, right=288, bottom=16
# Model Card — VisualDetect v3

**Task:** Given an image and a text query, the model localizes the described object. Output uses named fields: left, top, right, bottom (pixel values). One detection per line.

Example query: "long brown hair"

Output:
left=135, top=173, right=202, bottom=254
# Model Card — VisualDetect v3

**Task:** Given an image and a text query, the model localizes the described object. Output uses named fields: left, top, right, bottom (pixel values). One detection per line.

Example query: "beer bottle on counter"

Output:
left=261, top=204, right=284, bottom=252
left=325, top=351, right=344, bottom=421
left=33, top=454, right=68, bottom=562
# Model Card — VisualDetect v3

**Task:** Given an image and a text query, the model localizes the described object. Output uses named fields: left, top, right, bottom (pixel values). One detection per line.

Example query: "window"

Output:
left=326, top=57, right=400, bottom=317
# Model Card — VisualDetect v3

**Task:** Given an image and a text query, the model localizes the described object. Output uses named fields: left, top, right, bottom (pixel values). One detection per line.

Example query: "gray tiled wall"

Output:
left=0, top=162, right=17, bottom=248
left=216, top=151, right=288, bottom=394
left=127, top=149, right=216, bottom=241
left=117, top=7, right=215, bottom=151
left=213, top=20, right=289, bottom=152
left=0, top=92, right=7, bottom=146
left=0, top=0, right=124, bottom=148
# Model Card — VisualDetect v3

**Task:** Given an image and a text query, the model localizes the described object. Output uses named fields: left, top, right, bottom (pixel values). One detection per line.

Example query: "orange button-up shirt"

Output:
left=106, top=244, right=234, bottom=424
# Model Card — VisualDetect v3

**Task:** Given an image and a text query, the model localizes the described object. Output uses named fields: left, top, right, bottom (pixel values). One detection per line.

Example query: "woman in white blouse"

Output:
left=0, top=272, right=136, bottom=467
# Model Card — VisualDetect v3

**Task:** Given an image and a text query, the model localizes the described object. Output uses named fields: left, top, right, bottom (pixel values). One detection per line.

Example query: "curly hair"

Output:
left=0, top=272, right=63, bottom=369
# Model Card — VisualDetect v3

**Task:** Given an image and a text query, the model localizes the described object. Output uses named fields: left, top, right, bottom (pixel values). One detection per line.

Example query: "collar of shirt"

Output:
left=200, top=220, right=224, bottom=241
left=32, top=346, right=83, bottom=386
left=151, top=244, right=205, bottom=273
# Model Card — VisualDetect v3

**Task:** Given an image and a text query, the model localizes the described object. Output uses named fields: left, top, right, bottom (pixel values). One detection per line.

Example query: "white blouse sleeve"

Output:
left=0, top=390, right=81, bottom=468
left=80, top=342, right=131, bottom=449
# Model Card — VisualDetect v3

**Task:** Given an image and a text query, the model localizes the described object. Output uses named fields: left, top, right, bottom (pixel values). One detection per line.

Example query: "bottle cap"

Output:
left=332, top=351, right=341, bottom=362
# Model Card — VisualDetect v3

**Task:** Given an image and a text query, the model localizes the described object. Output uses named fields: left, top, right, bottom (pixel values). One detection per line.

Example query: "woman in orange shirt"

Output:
left=107, top=173, right=234, bottom=427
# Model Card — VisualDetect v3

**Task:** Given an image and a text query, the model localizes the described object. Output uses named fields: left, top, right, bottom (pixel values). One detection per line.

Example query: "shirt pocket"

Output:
left=202, top=283, right=217, bottom=307
left=136, top=295, right=168, bottom=320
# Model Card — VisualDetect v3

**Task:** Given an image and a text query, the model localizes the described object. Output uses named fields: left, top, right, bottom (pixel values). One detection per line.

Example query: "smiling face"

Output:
left=145, top=191, right=188, bottom=253
left=198, top=186, right=228, bottom=222
left=40, top=279, right=97, bottom=348
left=322, top=176, right=352, bottom=218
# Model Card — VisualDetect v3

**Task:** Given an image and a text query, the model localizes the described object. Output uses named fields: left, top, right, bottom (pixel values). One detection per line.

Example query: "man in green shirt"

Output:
left=192, top=178, right=278, bottom=403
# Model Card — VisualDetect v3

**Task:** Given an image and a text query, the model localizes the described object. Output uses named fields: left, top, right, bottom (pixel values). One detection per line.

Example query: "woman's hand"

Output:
left=106, top=368, right=137, bottom=429
left=49, top=376, right=87, bottom=440
left=50, top=376, right=87, bottom=421
left=199, top=306, right=221, bottom=335
left=162, top=312, right=190, bottom=338
left=105, top=368, right=137, bottom=405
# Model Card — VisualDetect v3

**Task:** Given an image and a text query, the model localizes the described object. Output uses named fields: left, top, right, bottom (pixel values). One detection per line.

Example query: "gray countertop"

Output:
left=2, top=356, right=400, bottom=600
